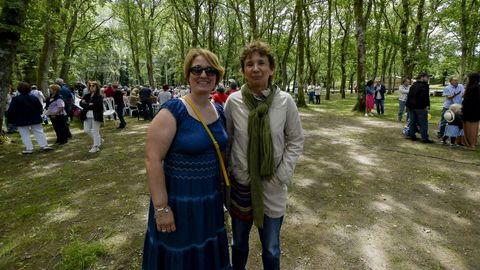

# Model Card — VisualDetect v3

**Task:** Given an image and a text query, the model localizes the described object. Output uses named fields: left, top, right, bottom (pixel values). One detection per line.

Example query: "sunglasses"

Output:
left=189, top=66, right=218, bottom=77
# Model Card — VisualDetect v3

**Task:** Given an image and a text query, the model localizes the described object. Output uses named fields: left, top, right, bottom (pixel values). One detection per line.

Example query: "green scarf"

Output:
left=241, top=84, right=276, bottom=228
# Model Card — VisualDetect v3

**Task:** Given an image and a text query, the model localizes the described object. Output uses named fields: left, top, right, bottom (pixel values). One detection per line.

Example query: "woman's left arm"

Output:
left=276, top=95, right=304, bottom=185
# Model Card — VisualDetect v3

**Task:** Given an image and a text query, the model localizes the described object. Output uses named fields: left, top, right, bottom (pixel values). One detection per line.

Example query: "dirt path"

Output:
left=1, top=105, right=479, bottom=269
left=269, top=107, right=480, bottom=269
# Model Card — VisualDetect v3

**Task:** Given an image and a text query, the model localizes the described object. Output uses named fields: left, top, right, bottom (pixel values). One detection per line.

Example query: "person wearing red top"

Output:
left=104, top=84, right=114, bottom=97
left=211, top=84, right=228, bottom=107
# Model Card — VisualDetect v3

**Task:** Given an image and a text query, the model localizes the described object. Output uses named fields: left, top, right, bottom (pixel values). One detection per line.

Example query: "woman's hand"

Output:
left=155, top=209, right=176, bottom=233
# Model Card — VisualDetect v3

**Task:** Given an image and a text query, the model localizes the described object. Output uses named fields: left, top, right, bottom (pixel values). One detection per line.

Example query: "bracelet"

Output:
left=154, top=205, right=170, bottom=218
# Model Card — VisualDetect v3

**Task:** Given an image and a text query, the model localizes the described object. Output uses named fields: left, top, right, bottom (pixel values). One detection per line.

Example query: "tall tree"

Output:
left=248, top=0, right=258, bottom=41
left=325, top=0, right=332, bottom=100
left=353, top=0, right=373, bottom=112
left=0, top=0, right=31, bottom=132
left=335, top=0, right=352, bottom=99
left=37, top=0, right=61, bottom=93
left=295, top=0, right=306, bottom=107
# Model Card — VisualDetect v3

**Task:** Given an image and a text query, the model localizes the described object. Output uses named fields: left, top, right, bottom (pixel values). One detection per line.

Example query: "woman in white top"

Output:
left=398, top=78, right=411, bottom=122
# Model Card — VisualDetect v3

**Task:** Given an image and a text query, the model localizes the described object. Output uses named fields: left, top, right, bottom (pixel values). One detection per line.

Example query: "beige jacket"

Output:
left=224, top=87, right=304, bottom=218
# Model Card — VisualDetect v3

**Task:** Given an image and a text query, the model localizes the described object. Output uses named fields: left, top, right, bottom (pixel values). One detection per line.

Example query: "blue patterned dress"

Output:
left=143, top=99, right=231, bottom=270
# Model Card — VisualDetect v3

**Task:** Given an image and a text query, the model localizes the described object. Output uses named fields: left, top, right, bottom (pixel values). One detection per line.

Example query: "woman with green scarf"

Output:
left=224, top=41, right=304, bottom=270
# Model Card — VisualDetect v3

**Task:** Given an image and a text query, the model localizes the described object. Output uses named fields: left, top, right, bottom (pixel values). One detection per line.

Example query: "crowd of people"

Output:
left=4, top=39, right=479, bottom=270
left=397, top=72, right=480, bottom=149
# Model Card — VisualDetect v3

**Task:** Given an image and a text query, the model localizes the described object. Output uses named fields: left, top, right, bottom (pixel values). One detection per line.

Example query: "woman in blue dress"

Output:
left=142, top=48, right=231, bottom=269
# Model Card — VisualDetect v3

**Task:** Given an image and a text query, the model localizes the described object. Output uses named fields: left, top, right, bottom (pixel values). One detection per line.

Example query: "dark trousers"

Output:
left=140, top=101, right=153, bottom=120
left=50, top=115, right=69, bottom=143
left=407, top=109, right=430, bottom=141
left=116, top=105, right=126, bottom=127
left=375, top=99, right=385, bottom=115
left=315, top=95, right=320, bottom=104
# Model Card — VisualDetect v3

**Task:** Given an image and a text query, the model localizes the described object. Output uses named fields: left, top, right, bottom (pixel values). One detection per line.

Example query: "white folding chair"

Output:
left=103, top=97, right=116, bottom=121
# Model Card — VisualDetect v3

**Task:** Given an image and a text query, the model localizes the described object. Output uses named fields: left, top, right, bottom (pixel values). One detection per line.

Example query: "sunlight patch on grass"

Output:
left=349, top=152, right=377, bottom=166
left=44, top=206, right=79, bottom=223
left=288, top=197, right=318, bottom=225
left=294, top=177, right=316, bottom=188
left=101, top=233, right=128, bottom=252
left=414, top=202, right=472, bottom=226
left=370, top=195, right=411, bottom=214
left=422, top=182, right=446, bottom=195
left=463, top=190, right=480, bottom=202
left=411, top=223, right=469, bottom=270
left=357, top=226, right=390, bottom=270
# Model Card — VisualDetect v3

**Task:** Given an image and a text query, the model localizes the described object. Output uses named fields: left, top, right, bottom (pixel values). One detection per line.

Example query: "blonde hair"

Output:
left=49, top=84, right=61, bottom=93
left=184, top=48, right=224, bottom=85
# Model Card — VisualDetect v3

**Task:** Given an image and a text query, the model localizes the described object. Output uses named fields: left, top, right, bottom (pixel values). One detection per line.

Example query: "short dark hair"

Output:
left=17, top=82, right=31, bottom=95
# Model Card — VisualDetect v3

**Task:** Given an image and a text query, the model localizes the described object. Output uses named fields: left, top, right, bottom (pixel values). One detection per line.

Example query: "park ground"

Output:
left=1, top=92, right=479, bottom=269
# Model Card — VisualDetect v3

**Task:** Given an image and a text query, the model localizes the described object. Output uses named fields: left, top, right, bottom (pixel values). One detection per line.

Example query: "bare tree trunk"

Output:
left=400, top=0, right=410, bottom=79
left=326, top=0, right=332, bottom=100
left=280, top=11, right=297, bottom=91
left=248, top=0, right=257, bottom=41
left=0, top=0, right=30, bottom=132
left=207, top=0, right=216, bottom=51
left=60, top=6, right=79, bottom=82
left=371, top=0, right=385, bottom=80
left=353, top=0, right=373, bottom=112
left=296, top=0, right=306, bottom=107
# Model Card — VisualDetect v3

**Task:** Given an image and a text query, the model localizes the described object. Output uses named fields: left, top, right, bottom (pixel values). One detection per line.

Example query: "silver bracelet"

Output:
left=154, top=205, right=170, bottom=218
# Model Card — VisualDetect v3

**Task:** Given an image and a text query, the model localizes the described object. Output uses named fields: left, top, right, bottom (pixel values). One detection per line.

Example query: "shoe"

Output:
left=421, top=139, right=434, bottom=143
left=41, top=146, right=53, bottom=151
left=22, top=149, right=33, bottom=154
left=88, top=146, right=100, bottom=153
left=450, top=144, right=460, bottom=148
left=406, top=136, right=418, bottom=141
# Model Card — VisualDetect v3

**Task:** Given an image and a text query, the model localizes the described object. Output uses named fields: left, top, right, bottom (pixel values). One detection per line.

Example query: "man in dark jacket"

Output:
left=406, top=72, right=434, bottom=143
left=113, top=83, right=126, bottom=128
left=56, top=78, right=73, bottom=138
left=374, top=79, right=386, bottom=115
left=7, top=82, right=53, bottom=154
left=139, top=86, right=153, bottom=120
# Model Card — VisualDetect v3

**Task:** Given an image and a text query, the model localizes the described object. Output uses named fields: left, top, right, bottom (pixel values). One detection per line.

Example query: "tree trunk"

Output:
left=280, top=12, right=297, bottom=92
left=459, top=0, right=468, bottom=80
left=248, top=0, right=258, bottom=41
left=296, top=0, right=306, bottom=107
left=125, top=0, right=142, bottom=84
left=0, top=0, right=30, bottom=131
left=60, top=6, right=79, bottom=82
left=207, top=0, right=216, bottom=51
left=37, top=0, right=61, bottom=94
left=326, top=0, right=332, bottom=100
left=400, top=0, right=410, bottom=79
left=353, top=0, right=372, bottom=112
left=371, top=0, right=385, bottom=80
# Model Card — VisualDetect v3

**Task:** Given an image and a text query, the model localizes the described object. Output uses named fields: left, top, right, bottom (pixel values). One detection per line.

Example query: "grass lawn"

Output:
left=1, top=92, right=479, bottom=269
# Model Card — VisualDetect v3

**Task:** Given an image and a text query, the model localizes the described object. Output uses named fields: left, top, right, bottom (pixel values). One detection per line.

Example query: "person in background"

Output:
left=139, top=85, right=154, bottom=120
left=142, top=48, right=231, bottom=269
left=398, top=78, right=410, bottom=122
left=315, top=84, right=321, bottom=104
left=46, top=84, right=69, bottom=145
left=307, top=84, right=315, bottom=104
left=460, top=72, right=480, bottom=149
left=437, top=76, right=465, bottom=138
left=365, top=80, right=375, bottom=116
left=5, top=85, right=17, bottom=133
left=113, top=83, right=126, bottom=129
left=211, top=84, right=228, bottom=107
left=374, top=79, right=386, bottom=115
left=6, top=82, right=52, bottom=154
left=441, top=104, right=463, bottom=147
left=80, top=81, right=104, bottom=153
left=227, top=80, right=238, bottom=95
left=56, top=78, right=72, bottom=139
left=225, top=41, right=304, bottom=270
left=103, top=83, right=114, bottom=98
left=406, top=72, right=434, bottom=143
left=157, top=84, right=172, bottom=106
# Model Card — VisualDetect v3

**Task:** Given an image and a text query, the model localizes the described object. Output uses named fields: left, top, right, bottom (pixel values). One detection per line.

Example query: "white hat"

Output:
left=443, top=110, right=455, bottom=123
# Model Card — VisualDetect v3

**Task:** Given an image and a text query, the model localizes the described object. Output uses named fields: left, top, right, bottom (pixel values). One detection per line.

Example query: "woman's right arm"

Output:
left=145, top=108, right=177, bottom=233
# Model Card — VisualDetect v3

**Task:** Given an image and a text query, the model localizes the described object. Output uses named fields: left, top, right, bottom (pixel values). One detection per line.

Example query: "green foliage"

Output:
left=62, top=239, right=108, bottom=270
